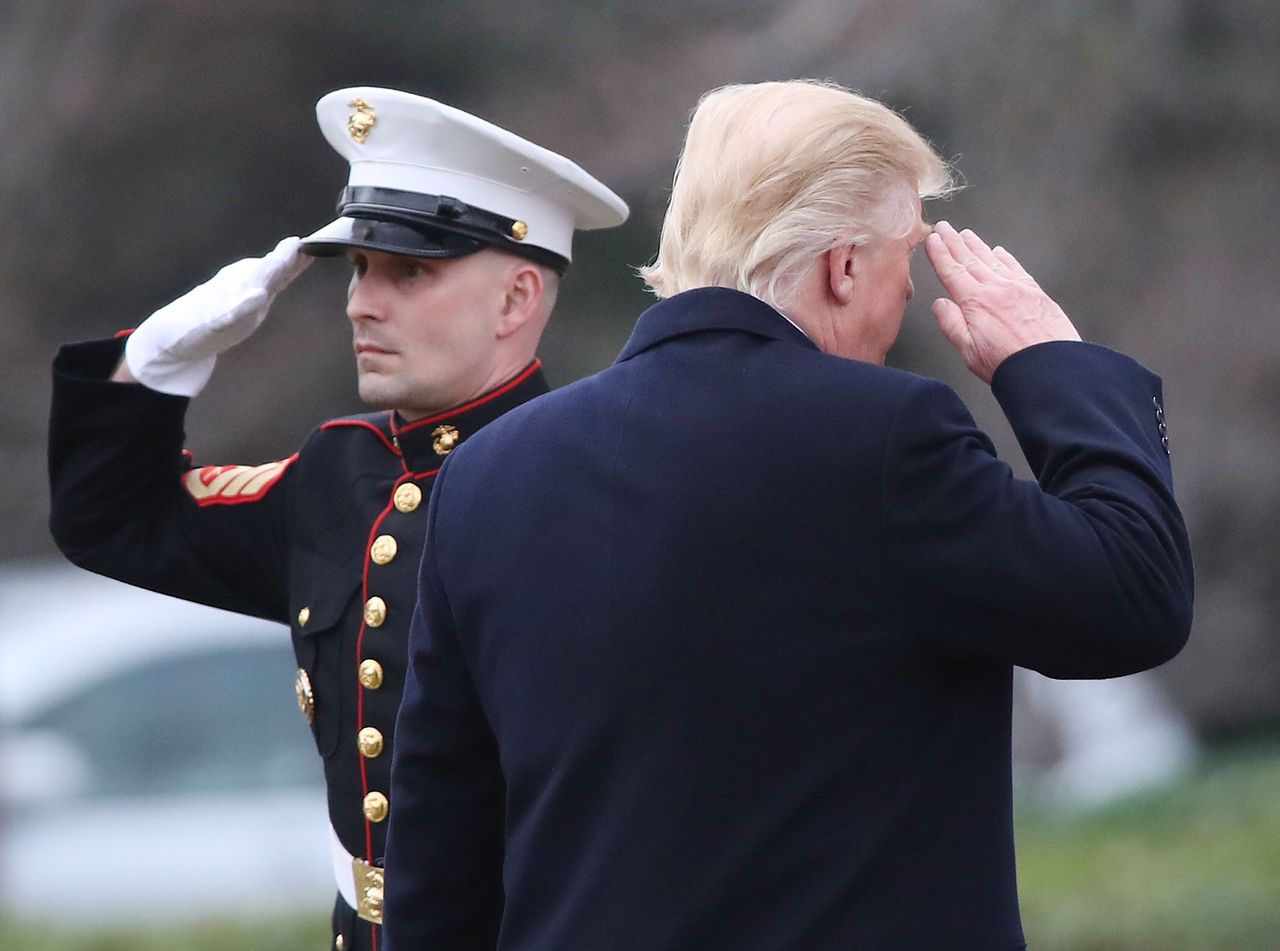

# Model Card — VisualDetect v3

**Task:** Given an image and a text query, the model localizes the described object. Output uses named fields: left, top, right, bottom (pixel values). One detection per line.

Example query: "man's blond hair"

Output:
left=639, top=80, right=957, bottom=312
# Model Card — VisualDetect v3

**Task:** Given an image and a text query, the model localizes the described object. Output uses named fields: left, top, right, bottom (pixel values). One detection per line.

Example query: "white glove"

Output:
left=305, top=217, right=356, bottom=245
left=123, top=235, right=312, bottom=396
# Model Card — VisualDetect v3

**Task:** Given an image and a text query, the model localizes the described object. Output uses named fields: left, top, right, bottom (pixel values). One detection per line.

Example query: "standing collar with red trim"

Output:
left=391, top=360, right=550, bottom=473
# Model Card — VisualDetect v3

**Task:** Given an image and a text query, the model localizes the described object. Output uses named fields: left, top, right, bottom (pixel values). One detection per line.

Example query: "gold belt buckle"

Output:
left=352, top=858, right=385, bottom=924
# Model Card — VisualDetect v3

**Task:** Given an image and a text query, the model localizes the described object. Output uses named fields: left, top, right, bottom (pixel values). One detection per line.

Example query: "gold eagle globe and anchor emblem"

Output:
left=353, top=860, right=385, bottom=924
left=347, top=98, right=377, bottom=143
left=432, top=424, right=461, bottom=456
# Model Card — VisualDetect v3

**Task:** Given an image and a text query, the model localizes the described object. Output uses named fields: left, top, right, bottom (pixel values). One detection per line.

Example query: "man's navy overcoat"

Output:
left=384, top=287, right=1193, bottom=951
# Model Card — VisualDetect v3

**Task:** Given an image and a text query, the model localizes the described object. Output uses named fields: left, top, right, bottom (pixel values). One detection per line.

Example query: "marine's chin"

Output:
left=356, top=374, right=401, bottom=412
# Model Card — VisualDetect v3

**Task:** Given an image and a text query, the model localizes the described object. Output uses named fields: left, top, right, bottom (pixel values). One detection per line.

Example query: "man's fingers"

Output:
left=960, top=229, right=1003, bottom=271
left=931, top=297, right=969, bottom=348
left=925, top=228, right=980, bottom=292
left=992, top=245, right=1034, bottom=283
left=925, top=225, right=1078, bottom=383
left=934, top=221, right=997, bottom=282
left=259, top=235, right=311, bottom=292
left=927, top=223, right=994, bottom=299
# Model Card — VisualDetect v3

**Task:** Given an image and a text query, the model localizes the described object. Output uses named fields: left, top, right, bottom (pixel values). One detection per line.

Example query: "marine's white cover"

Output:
left=314, top=86, right=628, bottom=262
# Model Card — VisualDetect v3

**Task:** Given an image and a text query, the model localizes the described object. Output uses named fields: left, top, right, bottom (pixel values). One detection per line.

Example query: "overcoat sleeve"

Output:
left=383, top=455, right=505, bottom=951
left=882, top=341, right=1193, bottom=678
left=48, top=337, right=292, bottom=621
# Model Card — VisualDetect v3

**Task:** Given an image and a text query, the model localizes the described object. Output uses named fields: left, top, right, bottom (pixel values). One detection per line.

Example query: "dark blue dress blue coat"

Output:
left=384, top=287, right=1193, bottom=951
left=48, top=335, right=549, bottom=951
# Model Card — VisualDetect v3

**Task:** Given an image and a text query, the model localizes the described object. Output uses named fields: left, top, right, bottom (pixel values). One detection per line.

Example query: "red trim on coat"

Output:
left=394, top=359, right=542, bottom=434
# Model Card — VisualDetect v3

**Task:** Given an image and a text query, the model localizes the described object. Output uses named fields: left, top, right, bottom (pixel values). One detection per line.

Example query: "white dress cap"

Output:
left=302, top=87, right=628, bottom=269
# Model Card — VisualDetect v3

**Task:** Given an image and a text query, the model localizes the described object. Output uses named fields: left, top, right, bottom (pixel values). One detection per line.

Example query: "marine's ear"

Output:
left=496, top=261, right=547, bottom=339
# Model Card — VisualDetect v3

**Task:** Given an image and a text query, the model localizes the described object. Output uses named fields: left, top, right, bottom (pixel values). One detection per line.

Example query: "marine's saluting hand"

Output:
left=925, top=221, right=1081, bottom=384
left=119, top=235, right=312, bottom=397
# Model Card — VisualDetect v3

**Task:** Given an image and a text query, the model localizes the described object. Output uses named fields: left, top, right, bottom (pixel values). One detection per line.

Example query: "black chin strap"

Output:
left=337, top=186, right=568, bottom=273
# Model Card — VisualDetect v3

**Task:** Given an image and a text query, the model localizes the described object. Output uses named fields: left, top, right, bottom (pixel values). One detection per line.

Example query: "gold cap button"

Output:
left=297, top=606, right=311, bottom=627
left=359, top=659, right=384, bottom=689
left=393, top=482, right=422, bottom=513
left=358, top=727, right=385, bottom=759
left=510, top=220, right=528, bottom=241
left=363, top=791, right=389, bottom=823
left=363, top=596, right=387, bottom=628
left=294, top=668, right=315, bottom=725
left=370, top=534, right=398, bottom=565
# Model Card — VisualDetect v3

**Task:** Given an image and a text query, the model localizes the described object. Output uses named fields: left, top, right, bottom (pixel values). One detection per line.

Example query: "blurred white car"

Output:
left=0, top=560, right=331, bottom=923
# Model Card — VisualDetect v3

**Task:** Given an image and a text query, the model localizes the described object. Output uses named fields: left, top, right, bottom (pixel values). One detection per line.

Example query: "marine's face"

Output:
left=344, top=248, right=514, bottom=420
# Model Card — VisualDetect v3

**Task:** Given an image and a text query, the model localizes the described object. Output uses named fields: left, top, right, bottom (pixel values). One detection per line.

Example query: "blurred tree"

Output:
left=4, top=0, right=1278, bottom=737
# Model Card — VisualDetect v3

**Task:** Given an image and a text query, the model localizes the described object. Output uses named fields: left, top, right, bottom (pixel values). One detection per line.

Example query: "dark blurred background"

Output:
left=6, top=0, right=1278, bottom=740
left=4, top=2, right=1280, bottom=946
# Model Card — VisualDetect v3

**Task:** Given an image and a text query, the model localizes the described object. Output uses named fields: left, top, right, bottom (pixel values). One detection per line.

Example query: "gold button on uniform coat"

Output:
left=363, top=596, right=387, bottom=627
left=359, top=658, right=384, bottom=689
left=370, top=534, right=398, bottom=565
left=393, top=482, right=422, bottom=513
left=363, top=791, right=389, bottom=823
left=358, top=727, right=385, bottom=758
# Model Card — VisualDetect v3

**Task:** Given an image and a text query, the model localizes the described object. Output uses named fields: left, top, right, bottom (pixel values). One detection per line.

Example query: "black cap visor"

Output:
left=301, top=186, right=569, bottom=273
left=302, top=218, right=485, bottom=261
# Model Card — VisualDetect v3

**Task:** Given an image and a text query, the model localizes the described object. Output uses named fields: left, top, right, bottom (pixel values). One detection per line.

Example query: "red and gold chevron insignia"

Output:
left=182, top=456, right=297, bottom=507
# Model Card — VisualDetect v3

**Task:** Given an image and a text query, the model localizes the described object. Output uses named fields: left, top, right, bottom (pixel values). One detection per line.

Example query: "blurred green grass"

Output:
left=1017, top=737, right=1280, bottom=950
left=0, top=915, right=332, bottom=951
left=6, top=739, right=1279, bottom=951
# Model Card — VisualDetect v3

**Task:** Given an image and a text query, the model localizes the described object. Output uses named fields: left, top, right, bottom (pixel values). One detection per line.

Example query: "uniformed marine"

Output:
left=48, top=87, right=627, bottom=951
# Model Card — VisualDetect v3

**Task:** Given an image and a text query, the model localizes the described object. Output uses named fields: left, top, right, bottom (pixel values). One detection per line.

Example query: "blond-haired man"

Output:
left=383, top=80, right=1191, bottom=950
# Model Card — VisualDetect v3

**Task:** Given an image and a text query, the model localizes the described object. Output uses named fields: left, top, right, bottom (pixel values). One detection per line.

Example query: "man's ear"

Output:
left=496, top=262, right=545, bottom=339
left=826, top=244, right=857, bottom=305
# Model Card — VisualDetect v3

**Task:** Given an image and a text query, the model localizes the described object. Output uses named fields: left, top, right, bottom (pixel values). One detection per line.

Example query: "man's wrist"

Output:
left=110, top=357, right=139, bottom=384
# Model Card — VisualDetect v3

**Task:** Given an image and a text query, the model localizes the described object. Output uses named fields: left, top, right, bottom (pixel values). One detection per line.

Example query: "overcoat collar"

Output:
left=615, top=287, right=817, bottom=364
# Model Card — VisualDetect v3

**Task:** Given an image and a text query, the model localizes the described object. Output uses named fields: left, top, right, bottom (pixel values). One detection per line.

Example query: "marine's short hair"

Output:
left=639, top=80, right=957, bottom=312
